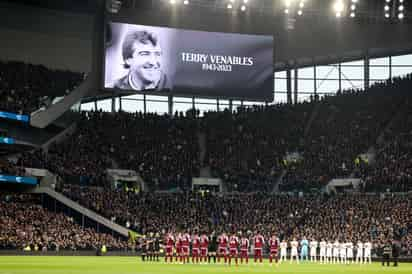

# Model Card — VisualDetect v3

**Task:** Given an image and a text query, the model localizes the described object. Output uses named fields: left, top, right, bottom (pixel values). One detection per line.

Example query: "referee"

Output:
left=208, top=231, right=218, bottom=263
left=382, top=240, right=392, bottom=267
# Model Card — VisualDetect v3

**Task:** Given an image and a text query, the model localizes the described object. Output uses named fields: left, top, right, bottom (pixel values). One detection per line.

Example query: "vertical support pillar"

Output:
left=286, top=69, right=292, bottom=104
left=313, top=65, right=317, bottom=98
left=294, top=68, right=298, bottom=104
left=338, top=63, right=342, bottom=93
left=168, top=95, right=173, bottom=116
left=364, top=54, right=370, bottom=90
left=143, top=94, right=147, bottom=114
left=111, top=96, right=116, bottom=112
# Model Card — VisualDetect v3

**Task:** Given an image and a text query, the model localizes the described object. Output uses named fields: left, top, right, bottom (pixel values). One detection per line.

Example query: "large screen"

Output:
left=104, top=22, right=273, bottom=101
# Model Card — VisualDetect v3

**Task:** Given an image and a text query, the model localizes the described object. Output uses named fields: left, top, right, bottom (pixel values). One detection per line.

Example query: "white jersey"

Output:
left=356, top=242, right=363, bottom=258
left=319, top=241, right=327, bottom=256
left=280, top=241, right=288, bottom=255
left=333, top=241, right=340, bottom=257
left=346, top=242, right=354, bottom=258
left=310, top=241, right=318, bottom=256
left=364, top=242, right=372, bottom=257
left=326, top=242, right=333, bottom=257
left=339, top=243, right=346, bottom=257
left=291, top=240, right=299, bottom=256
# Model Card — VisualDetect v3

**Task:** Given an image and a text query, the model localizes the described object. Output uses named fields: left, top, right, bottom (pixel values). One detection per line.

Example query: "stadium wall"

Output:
left=0, top=3, right=93, bottom=72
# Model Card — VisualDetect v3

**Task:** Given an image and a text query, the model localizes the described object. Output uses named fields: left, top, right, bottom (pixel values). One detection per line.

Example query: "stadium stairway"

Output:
left=199, top=166, right=212, bottom=178
left=30, top=76, right=93, bottom=129
left=198, top=131, right=212, bottom=178
left=197, top=132, right=207, bottom=166
left=303, top=101, right=322, bottom=137
left=30, top=186, right=129, bottom=237
left=271, top=169, right=287, bottom=193
left=347, top=99, right=407, bottom=178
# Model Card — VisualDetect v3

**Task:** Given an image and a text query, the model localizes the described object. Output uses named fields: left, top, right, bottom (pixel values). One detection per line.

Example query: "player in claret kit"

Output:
left=200, top=231, right=209, bottom=264
left=181, top=231, right=191, bottom=264
left=253, top=231, right=265, bottom=265
left=269, top=234, right=279, bottom=266
left=228, top=232, right=239, bottom=266
left=218, top=232, right=229, bottom=263
left=175, top=231, right=183, bottom=263
left=239, top=231, right=250, bottom=264
left=164, top=231, right=174, bottom=263
left=191, top=230, right=201, bottom=264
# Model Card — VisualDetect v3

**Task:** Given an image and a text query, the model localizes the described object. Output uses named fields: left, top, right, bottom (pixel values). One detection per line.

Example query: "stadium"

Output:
left=0, top=0, right=412, bottom=274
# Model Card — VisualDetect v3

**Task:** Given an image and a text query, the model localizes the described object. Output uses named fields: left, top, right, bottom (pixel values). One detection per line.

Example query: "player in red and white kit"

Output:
left=165, top=232, right=175, bottom=263
left=175, top=232, right=183, bottom=263
left=200, top=232, right=209, bottom=263
left=218, top=232, right=229, bottom=263
left=181, top=232, right=191, bottom=264
left=240, top=231, right=250, bottom=264
left=228, top=232, right=239, bottom=266
left=191, top=231, right=201, bottom=264
left=253, top=231, right=265, bottom=264
left=269, top=234, right=279, bottom=266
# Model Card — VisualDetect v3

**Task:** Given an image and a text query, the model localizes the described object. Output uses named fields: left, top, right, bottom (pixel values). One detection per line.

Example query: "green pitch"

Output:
left=0, top=256, right=410, bottom=274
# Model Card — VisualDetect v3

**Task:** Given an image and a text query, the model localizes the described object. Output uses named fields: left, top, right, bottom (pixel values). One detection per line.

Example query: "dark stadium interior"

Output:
left=0, top=0, right=412, bottom=269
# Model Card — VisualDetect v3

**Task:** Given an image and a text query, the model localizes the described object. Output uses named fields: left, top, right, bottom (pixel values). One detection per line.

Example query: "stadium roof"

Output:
left=2, top=0, right=412, bottom=70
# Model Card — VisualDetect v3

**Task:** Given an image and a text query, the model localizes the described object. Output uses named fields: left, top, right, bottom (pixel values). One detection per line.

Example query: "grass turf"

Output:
left=0, top=256, right=410, bottom=274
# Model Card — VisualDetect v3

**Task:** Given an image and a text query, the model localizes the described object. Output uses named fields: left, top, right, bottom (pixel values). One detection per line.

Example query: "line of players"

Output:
left=162, top=230, right=271, bottom=266
left=284, top=237, right=373, bottom=264
left=142, top=230, right=373, bottom=265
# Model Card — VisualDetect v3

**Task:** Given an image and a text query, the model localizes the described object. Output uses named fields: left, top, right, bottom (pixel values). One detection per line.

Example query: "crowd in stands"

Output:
left=358, top=76, right=412, bottom=192
left=13, top=73, right=412, bottom=193
left=18, top=111, right=200, bottom=190
left=94, top=111, right=200, bottom=190
left=281, top=75, right=412, bottom=191
left=0, top=194, right=126, bottom=250
left=0, top=60, right=83, bottom=114
left=18, top=117, right=113, bottom=187
left=62, top=185, right=412, bottom=255
left=203, top=103, right=311, bottom=192
left=1, top=59, right=412, bottom=254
